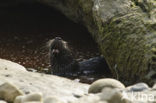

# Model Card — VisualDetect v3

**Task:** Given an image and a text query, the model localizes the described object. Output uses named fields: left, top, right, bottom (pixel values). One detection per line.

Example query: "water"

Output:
left=0, top=3, right=100, bottom=73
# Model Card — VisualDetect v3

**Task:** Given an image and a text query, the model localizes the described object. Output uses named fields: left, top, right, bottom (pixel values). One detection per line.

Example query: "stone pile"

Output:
left=0, top=59, right=156, bottom=103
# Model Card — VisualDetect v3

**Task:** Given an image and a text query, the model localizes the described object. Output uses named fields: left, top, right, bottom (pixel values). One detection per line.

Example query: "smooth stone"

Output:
left=88, top=78, right=125, bottom=93
left=0, top=100, right=7, bottom=103
left=14, top=93, right=43, bottom=103
left=0, top=82, right=23, bottom=102
left=126, top=83, right=149, bottom=92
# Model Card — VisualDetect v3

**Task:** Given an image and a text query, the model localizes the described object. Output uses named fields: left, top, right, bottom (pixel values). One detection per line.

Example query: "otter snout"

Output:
left=54, top=37, right=62, bottom=41
left=52, top=49, right=59, bottom=54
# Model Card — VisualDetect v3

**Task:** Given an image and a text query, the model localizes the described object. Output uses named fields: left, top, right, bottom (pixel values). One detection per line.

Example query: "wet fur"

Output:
left=48, top=37, right=111, bottom=78
left=48, top=38, right=79, bottom=76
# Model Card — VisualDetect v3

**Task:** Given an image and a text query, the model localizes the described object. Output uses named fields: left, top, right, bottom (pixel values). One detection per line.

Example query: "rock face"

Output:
left=33, top=0, right=156, bottom=85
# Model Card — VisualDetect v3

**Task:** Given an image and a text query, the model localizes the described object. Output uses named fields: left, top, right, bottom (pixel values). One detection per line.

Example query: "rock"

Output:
left=21, top=102, right=41, bottom=103
left=71, top=94, right=106, bottom=103
left=0, top=0, right=155, bottom=85
left=152, top=83, right=156, bottom=89
left=36, top=0, right=156, bottom=85
left=44, top=97, right=64, bottom=103
left=122, top=89, right=156, bottom=103
left=0, top=100, right=7, bottom=103
left=73, top=86, right=156, bottom=103
left=27, top=68, right=38, bottom=72
left=126, top=83, right=149, bottom=92
left=0, top=82, right=23, bottom=102
left=0, top=59, right=27, bottom=71
left=14, top=93, right=43, bottom=103
left=88, top=78, right=125, bottom=93
left=99, top=88, right=131, bottom=103
left=0, top=60, right=89, bottom=103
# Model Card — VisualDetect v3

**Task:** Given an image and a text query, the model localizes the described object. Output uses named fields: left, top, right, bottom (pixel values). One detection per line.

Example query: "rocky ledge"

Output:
left=1, top=59, right=156, bottom=103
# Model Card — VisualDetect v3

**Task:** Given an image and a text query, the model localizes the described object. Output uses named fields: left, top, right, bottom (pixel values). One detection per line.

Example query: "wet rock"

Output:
left=88, top=78, right=125, bottom=93
left=14, top=93, right=43, bottom=103
left=126, top=83, right=149, bottom=92
left=44, top=97, right=64, bottom=103
left=0, top=82, right=23, bottom=102
left=0, top=59, right=27, bottom=71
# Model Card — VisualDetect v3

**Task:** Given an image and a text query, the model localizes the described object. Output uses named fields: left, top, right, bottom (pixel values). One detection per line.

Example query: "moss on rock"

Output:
left=36, top=0, right=156, bottom=85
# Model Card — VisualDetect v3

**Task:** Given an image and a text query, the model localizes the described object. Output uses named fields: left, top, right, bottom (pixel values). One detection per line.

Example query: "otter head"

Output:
left=48, top=37, right=69, bottom=57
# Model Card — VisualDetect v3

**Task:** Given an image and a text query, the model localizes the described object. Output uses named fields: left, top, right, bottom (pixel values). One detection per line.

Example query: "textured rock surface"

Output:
left=0, top=59, right=89, bottom=103
left=1, top=59, right=156, bottom=103
left=0, top=59, right=26, bottom=71
left=33, top=0, right=156, bottom=85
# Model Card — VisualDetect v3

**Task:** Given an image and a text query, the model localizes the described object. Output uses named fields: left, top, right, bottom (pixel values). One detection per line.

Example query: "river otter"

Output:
left=48, top=37, right=111, bottom=78
left=48, top=37, right=79, bottom=76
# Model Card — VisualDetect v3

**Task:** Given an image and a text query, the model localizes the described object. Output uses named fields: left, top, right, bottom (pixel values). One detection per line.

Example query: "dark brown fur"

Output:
left=48, top=37, right=79, bottom=76
left=48, top=37, right=111, bottom=78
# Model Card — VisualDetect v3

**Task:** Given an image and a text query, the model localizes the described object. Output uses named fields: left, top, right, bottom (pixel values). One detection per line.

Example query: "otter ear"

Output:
left=47, top=39, right=54, bottom=47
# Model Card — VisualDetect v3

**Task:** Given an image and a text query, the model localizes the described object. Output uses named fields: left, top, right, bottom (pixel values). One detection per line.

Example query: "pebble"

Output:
left=126, top=83, right=149, bottom=92
left=14, top=93, right=43, bottom=103
left=0, top=82, right=23, bottom=102
left=88, top=78, right=125, bottom=93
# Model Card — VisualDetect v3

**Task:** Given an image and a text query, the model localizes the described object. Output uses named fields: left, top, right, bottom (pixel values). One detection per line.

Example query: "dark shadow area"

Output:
left=0, top=3, right=100, bottom=70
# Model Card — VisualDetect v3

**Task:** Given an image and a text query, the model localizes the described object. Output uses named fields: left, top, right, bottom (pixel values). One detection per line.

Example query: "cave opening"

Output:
left=0, top=3, right=100, bottom=71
